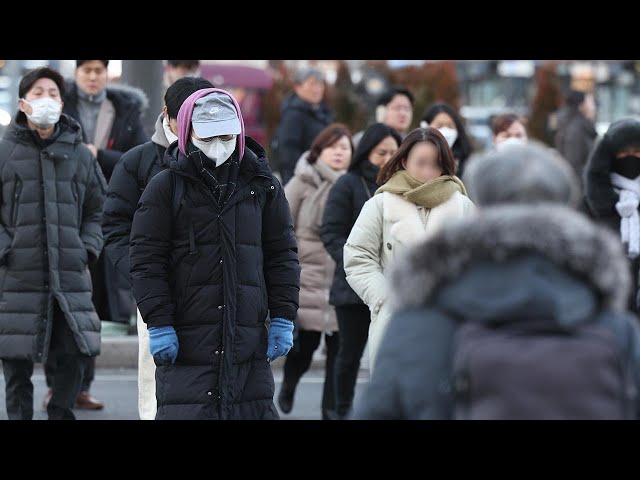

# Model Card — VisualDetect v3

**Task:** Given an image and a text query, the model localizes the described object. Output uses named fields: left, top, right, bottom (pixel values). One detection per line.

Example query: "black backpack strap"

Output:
left=172, top=171, right=185, bottom=221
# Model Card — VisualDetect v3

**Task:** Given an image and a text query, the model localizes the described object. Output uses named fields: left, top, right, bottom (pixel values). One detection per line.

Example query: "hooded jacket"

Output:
left=584, top=118, right=640, bottom=311
left=130, top=89, right=300, bottom=420
left=0, top=112, right=106, bottom=361
left=355, top=205, right=640, bottom=420
left=102, top=113, right=173, bottom=284
left=584, top=118, right=640, bottom=232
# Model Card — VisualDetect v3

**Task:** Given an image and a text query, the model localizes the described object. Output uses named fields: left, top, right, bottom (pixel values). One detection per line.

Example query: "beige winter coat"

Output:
left=344, top=190, right=476, bottom=370
left=285, top=156, right=344, bottom=332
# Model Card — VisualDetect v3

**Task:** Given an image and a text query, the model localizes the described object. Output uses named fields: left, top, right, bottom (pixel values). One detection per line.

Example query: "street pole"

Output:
left=120, top=60, right=164, bottom=137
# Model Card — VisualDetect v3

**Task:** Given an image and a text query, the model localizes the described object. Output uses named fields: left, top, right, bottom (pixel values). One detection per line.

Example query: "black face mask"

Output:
left=612, top=155, right=640, bottom=179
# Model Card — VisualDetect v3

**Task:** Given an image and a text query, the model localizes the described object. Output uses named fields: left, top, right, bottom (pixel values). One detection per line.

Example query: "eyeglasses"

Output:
left=195, top=134, right=237, bottom=143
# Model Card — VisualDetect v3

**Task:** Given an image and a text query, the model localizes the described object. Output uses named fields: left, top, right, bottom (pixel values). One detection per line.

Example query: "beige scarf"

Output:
left=376, top=170, right=467, bottom=208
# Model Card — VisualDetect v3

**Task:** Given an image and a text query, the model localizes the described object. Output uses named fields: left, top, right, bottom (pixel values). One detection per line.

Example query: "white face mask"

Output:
left=22, top=97, right=62, bottom=128
left=163, top=116, right=178, bottom=144
left=496, top=137, right=526, bottom=151
left=192, top=136, right=237, bottom=167
left=438, top=127, right=458, bottom=147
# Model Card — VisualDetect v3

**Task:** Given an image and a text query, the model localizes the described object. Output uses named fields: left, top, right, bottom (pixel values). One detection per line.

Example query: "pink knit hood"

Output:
left=177, top=87, right=245, bottom=162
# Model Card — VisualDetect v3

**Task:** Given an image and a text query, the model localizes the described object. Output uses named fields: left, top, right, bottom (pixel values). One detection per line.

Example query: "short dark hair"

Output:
left=377, top=127, right=457, bottom=185
left=19, top=66, right=65, bottom=99
left=491, top=113, right=523, bottom=136
left=377, top=86, right=414, bottom=107
left=167, top=60, right=200, bottom=69
left=307, top=123, right=353, bottom=165
left=165, top=77, right=214, bottom=120
left=76, top=60, right=109, bottom=68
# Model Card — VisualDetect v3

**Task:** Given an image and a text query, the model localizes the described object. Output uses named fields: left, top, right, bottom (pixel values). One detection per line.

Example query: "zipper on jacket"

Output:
left=11, top=175, right=23, bottom=227
left=212, top=172, right=272, bottom=419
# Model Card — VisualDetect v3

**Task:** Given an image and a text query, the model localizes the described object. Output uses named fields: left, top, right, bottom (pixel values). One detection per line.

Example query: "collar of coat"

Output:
left=389, top=204, right=631, bottom=313
left=7, top=112, right=83, bottom=146
left=293, top=152, right=342, bottom=187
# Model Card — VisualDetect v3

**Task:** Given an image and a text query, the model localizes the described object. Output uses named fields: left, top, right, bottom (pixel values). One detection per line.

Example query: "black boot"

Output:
left=323, top=408, right=349, bottom=420
left=278, top=384, right=295, bottom=414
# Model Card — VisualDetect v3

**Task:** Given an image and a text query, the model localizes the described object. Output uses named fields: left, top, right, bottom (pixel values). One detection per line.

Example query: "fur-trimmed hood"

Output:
left=584, top=118, right=640, bottom=219
left=390, top=204, right=631, bottom=318
left=106, top=83, right=149, bottom=112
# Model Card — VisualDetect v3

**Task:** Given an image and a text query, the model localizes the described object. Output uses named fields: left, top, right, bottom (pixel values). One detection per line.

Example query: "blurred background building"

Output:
left=2, top=60, right=639, bottom=155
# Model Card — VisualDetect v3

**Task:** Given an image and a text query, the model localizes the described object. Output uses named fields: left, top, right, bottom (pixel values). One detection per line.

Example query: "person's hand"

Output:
left=86, top=143, right=98, bottom=157
left=148, top=325, right=179, bottom=364
left=267, top=318, right=294, bottom=362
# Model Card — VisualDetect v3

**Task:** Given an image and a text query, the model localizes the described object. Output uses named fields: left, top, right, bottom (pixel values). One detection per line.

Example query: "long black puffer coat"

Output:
left=130, top=137, right=300, bottom=420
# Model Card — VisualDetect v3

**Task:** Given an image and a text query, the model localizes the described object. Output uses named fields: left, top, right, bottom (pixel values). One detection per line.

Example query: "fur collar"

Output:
left=390, top=204, right=631, bottom=312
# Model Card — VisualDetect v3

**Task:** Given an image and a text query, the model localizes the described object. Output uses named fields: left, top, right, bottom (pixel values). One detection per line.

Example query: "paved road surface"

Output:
left=0, top=367, right=368, bottom=420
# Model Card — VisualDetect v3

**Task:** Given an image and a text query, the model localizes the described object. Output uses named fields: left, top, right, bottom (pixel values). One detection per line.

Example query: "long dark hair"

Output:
left=307, top=123, right=353, bottom=164
left=421, top=102, right=473, bottom=162
left=377, top=127, right=457, bottom=185
left=349, top=123, right=402, bottom=172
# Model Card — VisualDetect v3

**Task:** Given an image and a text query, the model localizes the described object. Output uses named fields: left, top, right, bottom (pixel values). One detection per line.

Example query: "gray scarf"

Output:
left=76, top=87, right=106, bottom=143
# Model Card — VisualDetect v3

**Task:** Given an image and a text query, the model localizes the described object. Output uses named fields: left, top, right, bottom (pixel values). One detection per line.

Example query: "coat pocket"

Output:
left=10, top=175, right=22, bottom=227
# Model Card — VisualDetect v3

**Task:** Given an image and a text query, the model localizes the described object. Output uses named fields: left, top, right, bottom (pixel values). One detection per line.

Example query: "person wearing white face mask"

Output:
left=129, top=89, right=301, bottom=420
left=420, top=102, right=474, bottom=177
left=21, top=96, right=63, bottom=128
left=101, top=76, right=214, bottom=420
left=0, top=67, right=107, bottom=420
left=491, top=113, right=528, bottom=150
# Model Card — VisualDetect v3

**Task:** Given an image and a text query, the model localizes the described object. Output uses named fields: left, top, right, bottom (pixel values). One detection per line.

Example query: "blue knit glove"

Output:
left=148, top=325, right=179, bottom=364
left=267, top=318, right=294, bottom=362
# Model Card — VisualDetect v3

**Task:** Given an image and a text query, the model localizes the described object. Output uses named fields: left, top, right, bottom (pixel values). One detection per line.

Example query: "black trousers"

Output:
left=45, top=356, right=94, bottom=392
left=2, top=301, right=86, bottom=420
left=334, top=304, right=371, bottom=417
left=282, top=328, right=339, bottom=416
